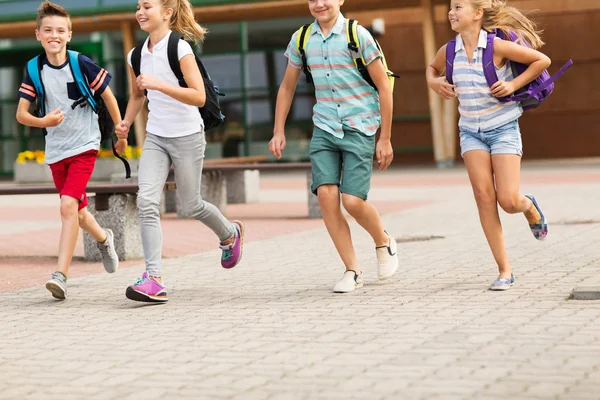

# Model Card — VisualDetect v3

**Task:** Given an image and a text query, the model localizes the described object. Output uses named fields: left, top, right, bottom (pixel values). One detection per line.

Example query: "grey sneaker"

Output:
left=98, top=229, right=119, bottom=273
left=490, top=274, right=515, bottom=291
left=333, top=270, right=363, bottom=293
left=45, top=272, right=67, bottom=300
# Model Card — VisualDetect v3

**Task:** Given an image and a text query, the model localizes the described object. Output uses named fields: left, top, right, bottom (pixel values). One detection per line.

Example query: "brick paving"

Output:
left=1, top=163, right=600, bottom=399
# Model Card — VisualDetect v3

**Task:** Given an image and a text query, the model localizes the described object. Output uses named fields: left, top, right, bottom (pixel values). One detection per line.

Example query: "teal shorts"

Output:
left=309, top=126, right=375, bottom=200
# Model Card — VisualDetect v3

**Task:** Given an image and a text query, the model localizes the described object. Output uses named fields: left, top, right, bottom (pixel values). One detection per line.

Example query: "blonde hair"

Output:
left=36, top=1, right=72, bottom=30
left=470, top=0, right=544, bottom=48
left=161, top=0, right=207, bottom=43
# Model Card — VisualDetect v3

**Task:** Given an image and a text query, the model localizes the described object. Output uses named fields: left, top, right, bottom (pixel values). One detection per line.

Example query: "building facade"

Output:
left=0, top=0, right=597, bottom=177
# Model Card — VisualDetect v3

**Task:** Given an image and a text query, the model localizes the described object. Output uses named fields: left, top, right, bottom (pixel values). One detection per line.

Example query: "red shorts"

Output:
left=49, top=149, right=97, bottom=210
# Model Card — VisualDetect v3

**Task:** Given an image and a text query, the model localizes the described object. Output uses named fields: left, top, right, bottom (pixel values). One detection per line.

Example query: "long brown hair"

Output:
left=470, top=0, right=544, bottom=48
left=161, top=0, right=207, bottom=43
left=36, top=0, right=72, bottom=30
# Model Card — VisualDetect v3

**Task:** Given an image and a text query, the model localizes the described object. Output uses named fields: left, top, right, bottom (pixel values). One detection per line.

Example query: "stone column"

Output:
left=84, top=194, right=143, bottom=261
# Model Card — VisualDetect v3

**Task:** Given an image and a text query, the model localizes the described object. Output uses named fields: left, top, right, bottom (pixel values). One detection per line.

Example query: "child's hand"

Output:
left=268, top=133, right=286, bottom=159
left=491, top=80, right=516, bottom=98
left=376, top=138, right=394, bottom=171
left=137, top=74, right=162, bottom=91
left=43, top=108, right=64, bottom=127
left=429, top=77, right=456, bottom=99
left=115, top=139, right=128, bottom=156
left=115, top=121, right=131, bottom=140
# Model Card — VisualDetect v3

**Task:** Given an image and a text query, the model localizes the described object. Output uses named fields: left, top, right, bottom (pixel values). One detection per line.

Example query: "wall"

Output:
left=352, top=0, right=600, bottom=164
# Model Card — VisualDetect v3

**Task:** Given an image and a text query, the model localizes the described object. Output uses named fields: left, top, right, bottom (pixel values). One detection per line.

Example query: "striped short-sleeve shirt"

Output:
left=452, top=30, right=523, bottom=133
left=285, top=13, right=382, bottom=138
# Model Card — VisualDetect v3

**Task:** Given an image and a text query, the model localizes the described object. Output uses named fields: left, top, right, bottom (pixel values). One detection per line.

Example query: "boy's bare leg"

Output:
left=317, top=185, right=360, bottom=272
left=341, top=194, right=388, bottom=246
left=56, top=196, right=81, bottom=276
left=78, top=207, right=107, bottom=242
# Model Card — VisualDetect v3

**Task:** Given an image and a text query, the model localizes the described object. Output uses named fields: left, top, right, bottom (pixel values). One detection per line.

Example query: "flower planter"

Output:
left=13, top=162, right=53, bottom=183
left=13, top=158, right=139, bottom=183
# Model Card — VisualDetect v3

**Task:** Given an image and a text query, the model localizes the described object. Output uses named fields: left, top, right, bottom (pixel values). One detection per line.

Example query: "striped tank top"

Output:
left=452, top=30, right=523, bottom=132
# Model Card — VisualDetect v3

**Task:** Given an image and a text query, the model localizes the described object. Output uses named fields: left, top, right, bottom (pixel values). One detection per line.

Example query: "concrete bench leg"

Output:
left=176, top=170, right=227, bottom=218
left=307, top=170, right=322, bottom=219
left=84, top=194, right=143, bottom=261
left=226, top=170, right=260, bottom=204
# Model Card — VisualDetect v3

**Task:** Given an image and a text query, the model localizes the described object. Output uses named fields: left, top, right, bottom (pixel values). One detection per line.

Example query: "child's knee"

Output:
left=317, top=185, right=340, bottom=206
left=472, top=186, right=496, bottom=206
left=341, top=194, right=365, bottom=216
left=137, top=194, right=160, bottom=215
left=59, top=196, right=79, bottom=219
left=497, top=193, right=520, bottom=214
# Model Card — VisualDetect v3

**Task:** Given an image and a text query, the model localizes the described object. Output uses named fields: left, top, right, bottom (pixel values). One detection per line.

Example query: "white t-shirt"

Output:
left=128, top=30, right=204, bottom=138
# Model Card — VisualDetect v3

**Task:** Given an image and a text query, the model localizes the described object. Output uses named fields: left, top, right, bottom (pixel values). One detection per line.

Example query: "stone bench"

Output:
left=1, top=162, right=320, bottom=262
left=0, top=183, right=141, bottom=262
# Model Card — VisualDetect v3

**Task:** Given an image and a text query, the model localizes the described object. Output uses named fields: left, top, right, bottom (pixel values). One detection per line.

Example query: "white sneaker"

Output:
left=376, top=232, right=398, bottom=280
left=333, top=270, right=363, bottom=293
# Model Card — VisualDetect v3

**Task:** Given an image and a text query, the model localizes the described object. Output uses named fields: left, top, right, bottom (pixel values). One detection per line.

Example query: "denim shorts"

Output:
left=459, top=120, right=523, bottom=157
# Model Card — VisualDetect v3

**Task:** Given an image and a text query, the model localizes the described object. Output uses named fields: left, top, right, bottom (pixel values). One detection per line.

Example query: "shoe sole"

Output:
left=126, top=287, right=168, bottom=303
left=223, top=220, right=245, bottom=269
left=45, top=281, right=66, bottom=300
left=333, top=282, right=364, bottom=293
left=490, top=283, right=515, bottom=291
left=379, top=263, right=399, bottom=281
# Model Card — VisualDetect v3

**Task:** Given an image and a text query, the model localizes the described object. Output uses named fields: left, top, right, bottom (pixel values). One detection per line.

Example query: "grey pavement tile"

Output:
left=2, top=168, right=600, bottom=398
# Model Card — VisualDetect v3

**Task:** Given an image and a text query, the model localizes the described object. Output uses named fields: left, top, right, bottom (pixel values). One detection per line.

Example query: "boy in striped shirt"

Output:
left=16, top=1, right=126, bottom=300
left=269, top=0, right=399, bottom=292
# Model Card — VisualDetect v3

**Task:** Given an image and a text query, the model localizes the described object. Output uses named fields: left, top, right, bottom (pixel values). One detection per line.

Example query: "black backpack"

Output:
left=130, top=32, right=225, bottom=131
left=27, top=50, right=131, bottom=178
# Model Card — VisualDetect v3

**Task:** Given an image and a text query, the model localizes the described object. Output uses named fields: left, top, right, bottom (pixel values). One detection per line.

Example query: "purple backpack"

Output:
left=445, top=30, right=573, bottom=111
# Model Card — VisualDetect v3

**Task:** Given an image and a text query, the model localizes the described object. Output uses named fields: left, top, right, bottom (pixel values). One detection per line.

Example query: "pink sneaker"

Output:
left=220, top=220, right=245, bottom=269
left=125, top=272, right=168, bottom=303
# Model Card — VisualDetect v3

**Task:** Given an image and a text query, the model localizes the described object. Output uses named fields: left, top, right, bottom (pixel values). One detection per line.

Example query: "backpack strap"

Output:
left=167, top=31, right=187, bottom=87
left=26, top=55, right=46, bottom=116
left=347, top=19, right=366, bottom=74
left=481, top=32, right=501, bottom=92
left=511, top=59, right=574, bottom=102
left=346, top=19, right=381, bottom=90
left=130, top=43, right=147, bottom=98
left=131, top=44, right=143, bottom=77
left=445, top=39, right=456, bottom=85
left=296, top=23, right=314, bottom=85
left=67, top=50, right=98, bottom=112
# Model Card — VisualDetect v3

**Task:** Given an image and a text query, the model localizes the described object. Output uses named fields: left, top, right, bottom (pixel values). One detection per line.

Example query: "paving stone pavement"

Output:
left=1, top=162, right=600, bottom=400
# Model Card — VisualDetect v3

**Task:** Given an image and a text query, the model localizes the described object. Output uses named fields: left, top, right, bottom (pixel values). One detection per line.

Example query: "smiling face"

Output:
left=35, top=16, right=72, bottom=57
left=136, top=0, right=172, bottom=33
left=308, top=0, right=344, bottom=25
left=448, top=0, right=482, bottom=33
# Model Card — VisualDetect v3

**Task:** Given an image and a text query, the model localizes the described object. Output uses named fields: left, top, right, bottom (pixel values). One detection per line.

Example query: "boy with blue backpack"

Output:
left=269, top=0, right=399, bottom=293
left=426, top=0, right=572, bottom=290
left=16, top=1, right=127, bottom=300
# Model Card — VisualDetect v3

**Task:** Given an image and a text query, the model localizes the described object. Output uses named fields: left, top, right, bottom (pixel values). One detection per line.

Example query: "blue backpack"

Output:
left=445, top=30, right=573, bottom=111
left=26, top=50, right=131, bottom=178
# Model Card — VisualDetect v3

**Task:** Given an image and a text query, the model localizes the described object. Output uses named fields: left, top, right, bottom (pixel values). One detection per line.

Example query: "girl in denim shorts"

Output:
left=425, top=0, right=551, bottom=290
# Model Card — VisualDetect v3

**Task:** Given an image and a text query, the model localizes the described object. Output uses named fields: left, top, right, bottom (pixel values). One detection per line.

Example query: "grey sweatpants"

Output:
left=137, top=133, right=234, bottom=276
